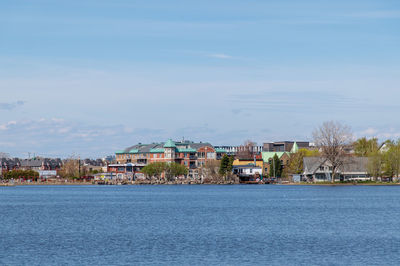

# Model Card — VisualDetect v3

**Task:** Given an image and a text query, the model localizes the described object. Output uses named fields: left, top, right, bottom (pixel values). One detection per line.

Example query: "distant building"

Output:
left=214, top=145, right=263, bottom=156
left=263, top=141, right=310, bottom=152
left=0, top=157, right=62, bottom=178
left=114, top=139, right=227, bottom=177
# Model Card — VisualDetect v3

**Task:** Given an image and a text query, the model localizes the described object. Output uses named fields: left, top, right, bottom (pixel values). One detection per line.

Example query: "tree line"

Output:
left=3, top=170, right=39, bottom=180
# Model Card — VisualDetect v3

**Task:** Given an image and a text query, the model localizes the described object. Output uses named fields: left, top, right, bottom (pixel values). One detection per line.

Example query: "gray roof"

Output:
left=20, top=159, right=43, bottom=167
left=303, top=156, right=368, bottom=175
left=303, top=157, right=327, bottom=175
left=1, top=158, right=62, bottom=169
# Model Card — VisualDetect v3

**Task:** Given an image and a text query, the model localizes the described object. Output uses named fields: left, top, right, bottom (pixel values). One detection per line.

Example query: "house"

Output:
left=19, top=158, right=62, bottom=171
left=261, top=152, right=291, bottom=176
left=232, top=164, right=263, bottom=182
left=302, top=157, right=370, bottom=182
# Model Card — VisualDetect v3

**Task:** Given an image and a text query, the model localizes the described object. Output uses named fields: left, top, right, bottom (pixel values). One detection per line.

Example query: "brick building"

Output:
left=114, top=139, right=227, bottom=177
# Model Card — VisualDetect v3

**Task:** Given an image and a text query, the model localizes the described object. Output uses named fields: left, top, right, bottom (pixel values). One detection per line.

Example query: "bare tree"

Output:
left=313, top=121, right=353, bottom=183
left=200, top=159, right=223, bottom=183
left=236, top=140, right=256, bottom=160
left=59, top=157, right=85, bottom=179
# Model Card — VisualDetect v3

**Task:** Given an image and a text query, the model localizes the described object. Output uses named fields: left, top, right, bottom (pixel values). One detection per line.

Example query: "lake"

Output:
left=1, top=185, right=400, bottom=265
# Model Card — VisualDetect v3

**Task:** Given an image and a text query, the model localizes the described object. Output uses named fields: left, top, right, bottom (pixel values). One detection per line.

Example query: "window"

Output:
left=207, top=152, right=216, bottom=159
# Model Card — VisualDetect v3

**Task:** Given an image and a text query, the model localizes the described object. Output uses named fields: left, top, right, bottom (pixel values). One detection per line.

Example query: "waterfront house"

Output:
left=232, top=164, right=263, bottom=182
left=302, top=157, right=370, bottom=182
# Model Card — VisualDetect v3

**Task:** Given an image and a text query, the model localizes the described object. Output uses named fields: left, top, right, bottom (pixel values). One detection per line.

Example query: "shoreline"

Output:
left=2, top=181, right=400, bottom=186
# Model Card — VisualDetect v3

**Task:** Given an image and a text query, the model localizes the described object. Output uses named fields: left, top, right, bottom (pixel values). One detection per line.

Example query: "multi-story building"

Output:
left=214, top=145, right=263, bottom=156
left=113, top=139, right=228, bottom=177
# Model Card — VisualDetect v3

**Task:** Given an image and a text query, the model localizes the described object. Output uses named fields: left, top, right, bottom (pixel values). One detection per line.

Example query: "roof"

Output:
left=215, top=148, right=227, bottom=153
left=118, top=140, right=215, bottom=154
left=189, top=142, right=213, bottom=150
left=176, top=148, right=197, bottom=153
left=164, top=139, right=176, bottom=148
left=149, top=148, right=165, bottom=153
left=233, top=164, right=262, bottom=169
left=303, top=157, right=369, bottom=175
left=303, top=157, right=327, bottom=175
left=262, top=152, right=288, bottom=162
left=20, top=159, right=43, bottom=167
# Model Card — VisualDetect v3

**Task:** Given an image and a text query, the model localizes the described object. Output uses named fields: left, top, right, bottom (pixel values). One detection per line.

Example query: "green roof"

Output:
left=215, top=148, right=227, bottom=153
left=150, top=148, right=165, bottom=153
left=116, top=150, right=125, bottom=154
left=129, top=149, right=139, bottom=154
left=164, top=139, right=176, bottom=148
left=176, top=148, right=197, bottom=153
left=262, top=152, right=288, bottom=162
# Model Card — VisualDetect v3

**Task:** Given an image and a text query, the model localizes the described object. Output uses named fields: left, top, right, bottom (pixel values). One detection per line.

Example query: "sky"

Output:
left=0, top=0, right=399, bottom=158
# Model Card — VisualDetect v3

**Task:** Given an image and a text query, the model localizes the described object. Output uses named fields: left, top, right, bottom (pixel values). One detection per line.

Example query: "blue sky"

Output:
left=1, top=0, right=399, bottom=158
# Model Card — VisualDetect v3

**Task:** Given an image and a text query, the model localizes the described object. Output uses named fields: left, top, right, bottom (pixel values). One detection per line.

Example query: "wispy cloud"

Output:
left=0, top=101, right=25, bottom=110
left=207, top=53, right=233, bottom=59
left=0, top=118, right=166, bottom=158
left=355, top=127, right=400, bottom=141
left=348, top=10, right=400, bottom=19
left=228, top=90, right=398, bottom=114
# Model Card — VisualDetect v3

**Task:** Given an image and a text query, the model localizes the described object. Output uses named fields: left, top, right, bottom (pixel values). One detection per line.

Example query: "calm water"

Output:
left=1, top=185, right=400, bottom=265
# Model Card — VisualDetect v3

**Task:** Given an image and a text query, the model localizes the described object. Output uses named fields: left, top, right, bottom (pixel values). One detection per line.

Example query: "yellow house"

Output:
left=233, top=158, right=265, bottom=175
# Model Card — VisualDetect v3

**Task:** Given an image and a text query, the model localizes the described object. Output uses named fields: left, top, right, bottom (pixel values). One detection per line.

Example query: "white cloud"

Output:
left=0, top=121, right=17, bottom=131
left=360, top=127, right=378, bottom=136
left=0, top=118, right=167, bottom=158
left=356, top=127, right=400, bottom=141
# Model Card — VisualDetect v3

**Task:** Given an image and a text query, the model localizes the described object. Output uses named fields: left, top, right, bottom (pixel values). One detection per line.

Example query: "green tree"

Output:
left=165, top=162, right=188, bottom=181
left=287, top=148, right=320, bottom=174
left=354, top=137, right=379, bottom=156
left=3, top=170, right=39, bottom=180
left=227, top=156, right=234, bottom=174
left=141, top=162, right=167, bottom=180
left=367, top=151, right=383, bottom=181
left=219, top=154, right=229, bottom=176
left=270, top=154, right=282, bottom=178
left=383, top=141, right=400, bottom=181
